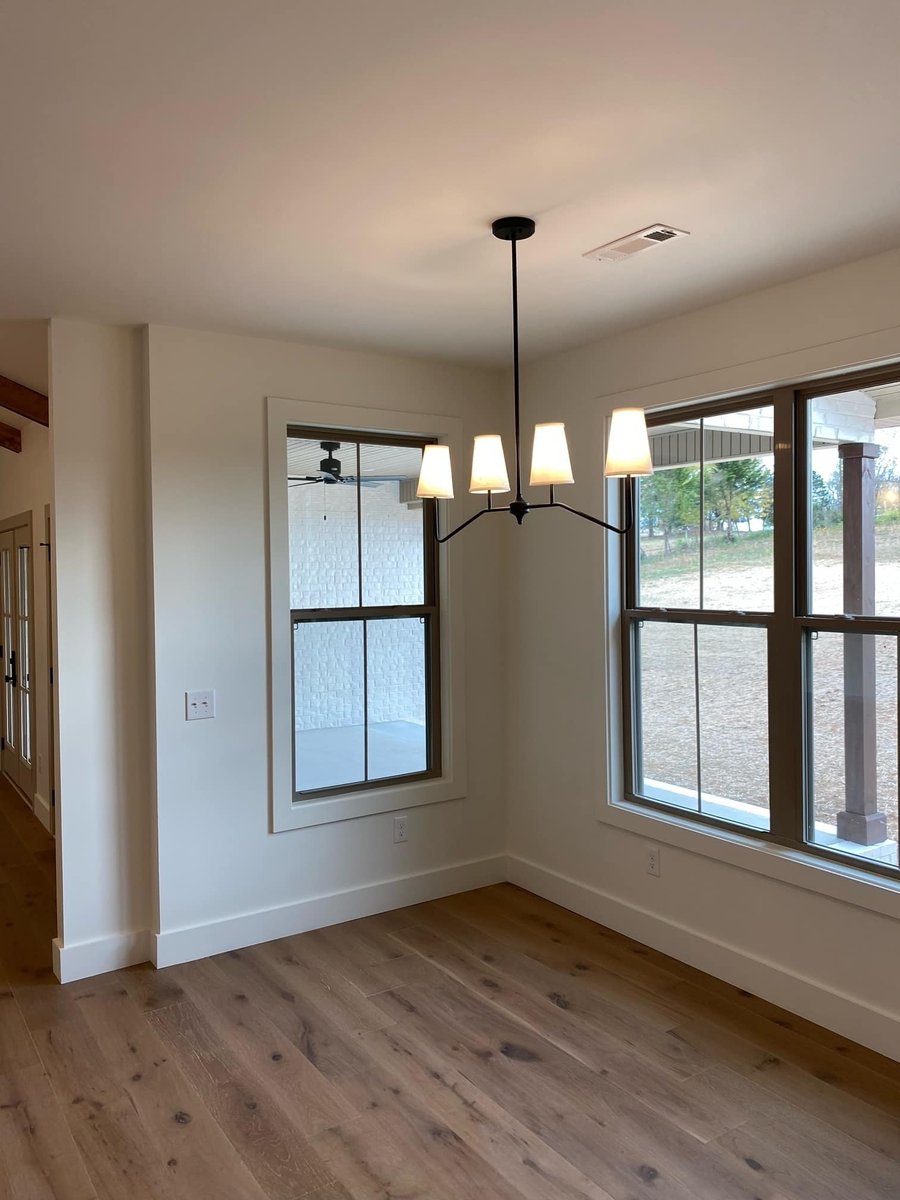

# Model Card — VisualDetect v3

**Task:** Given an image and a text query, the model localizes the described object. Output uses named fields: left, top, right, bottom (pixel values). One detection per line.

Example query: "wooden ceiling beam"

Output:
left=0, top=374, right=48, bottom=426
left=0, top=421, right=22, bottom=453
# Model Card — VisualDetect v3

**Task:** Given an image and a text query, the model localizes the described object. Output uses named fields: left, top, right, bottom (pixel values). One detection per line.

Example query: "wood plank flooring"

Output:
left=2, top=778, right=900, bottom=1199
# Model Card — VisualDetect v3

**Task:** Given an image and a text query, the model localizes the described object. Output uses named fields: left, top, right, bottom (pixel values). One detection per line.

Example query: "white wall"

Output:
left=509, top=245, right=900, bottom=1059
left=0, top=321, right=52, bottom=822
left=144, top=325, right=508, bottom=962
left=49, top=321, right=152, bottom=970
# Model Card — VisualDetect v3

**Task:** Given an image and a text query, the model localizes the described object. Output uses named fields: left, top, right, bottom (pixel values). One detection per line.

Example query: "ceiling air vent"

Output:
left=583, top=224, right=689, bottom=264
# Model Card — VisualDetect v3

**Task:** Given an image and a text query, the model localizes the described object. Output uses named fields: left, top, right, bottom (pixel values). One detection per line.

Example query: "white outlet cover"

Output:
left=185, top=689, right=216, bottom=721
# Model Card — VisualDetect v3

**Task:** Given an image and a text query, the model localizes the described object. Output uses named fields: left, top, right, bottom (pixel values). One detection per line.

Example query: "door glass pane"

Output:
left=809, top=386, right=900, bottom=616
left=698, top=624, right=770, bottom=829
left=366, top=617, right=428, bottom=780
left=636, top=621, right=698, bottom=808
left=360, top=441, right=425, bottom=606
left=288, top=436, right=360, bottom=609
left=1, top=547, right=13, bottom=752
left=807, top=630, right=898, bottom=867
left=17, top=545, right=29, bottom=614
left=18, top=657, right=30, bottom=763
left=17, top=549, right=31, bottom=764
left=294, top=621, right=365, bottom=792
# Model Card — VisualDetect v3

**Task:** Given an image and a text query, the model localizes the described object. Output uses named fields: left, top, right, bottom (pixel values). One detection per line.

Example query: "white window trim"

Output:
left=598, top=342, right=900, bottom=923
left=266, top=395, right=467, bottom=831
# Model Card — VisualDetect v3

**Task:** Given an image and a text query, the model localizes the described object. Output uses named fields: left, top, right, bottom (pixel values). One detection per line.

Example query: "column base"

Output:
left=835, top=810, right=888, bottom=846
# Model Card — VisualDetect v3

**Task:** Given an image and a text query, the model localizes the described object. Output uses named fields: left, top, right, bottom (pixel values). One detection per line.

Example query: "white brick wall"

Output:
left=289, top=480, right=427, bottom=731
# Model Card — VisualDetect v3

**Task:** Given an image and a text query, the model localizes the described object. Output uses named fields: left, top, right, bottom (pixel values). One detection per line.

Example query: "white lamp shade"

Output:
left=530, top=422, right=574, bottom=486
left=469, top=434, right=510, bottom=494
left=416, top=443, right=454, bottom=499
left=604, top=407, right=653, bottom=477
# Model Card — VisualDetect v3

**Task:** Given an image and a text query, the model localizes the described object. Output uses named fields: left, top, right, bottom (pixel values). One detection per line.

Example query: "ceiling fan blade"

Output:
left=340, top=474, right=408, bottom=485
left=288, top=471, right=341, bottom=484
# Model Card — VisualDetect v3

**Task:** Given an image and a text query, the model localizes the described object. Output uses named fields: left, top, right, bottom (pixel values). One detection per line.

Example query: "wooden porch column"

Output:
left=836, top=442, right=887, bottom=845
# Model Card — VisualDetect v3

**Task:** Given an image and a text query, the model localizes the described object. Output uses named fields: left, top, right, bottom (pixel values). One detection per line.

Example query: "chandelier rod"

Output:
left=511, top=234, right=523, bottom=505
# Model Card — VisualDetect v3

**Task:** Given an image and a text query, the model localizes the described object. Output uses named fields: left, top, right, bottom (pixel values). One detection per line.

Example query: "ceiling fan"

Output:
left=288, top=441, right=408, bottom=489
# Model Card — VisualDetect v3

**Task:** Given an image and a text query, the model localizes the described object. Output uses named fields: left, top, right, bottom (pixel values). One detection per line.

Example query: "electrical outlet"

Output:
left=393, top=815, right=408, bottom=844
left=646, top=845, right=661, bottom=877
left=185, top=690, right=216, bottom=721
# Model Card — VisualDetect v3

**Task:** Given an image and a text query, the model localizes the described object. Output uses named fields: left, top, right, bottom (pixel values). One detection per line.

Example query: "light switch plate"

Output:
left=185, top=689, right=215, bottom=721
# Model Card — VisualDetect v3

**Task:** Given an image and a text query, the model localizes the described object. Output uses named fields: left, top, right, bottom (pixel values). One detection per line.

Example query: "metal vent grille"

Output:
left=583, top=224, right=689, bottom=263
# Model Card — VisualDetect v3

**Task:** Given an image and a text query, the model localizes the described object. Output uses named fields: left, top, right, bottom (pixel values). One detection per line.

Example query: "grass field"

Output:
left=636, top=524, right=899, bottom=856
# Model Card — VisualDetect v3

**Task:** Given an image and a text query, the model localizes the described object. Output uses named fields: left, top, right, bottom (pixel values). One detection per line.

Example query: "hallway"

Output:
left=0, top=776, right=56, bottom=979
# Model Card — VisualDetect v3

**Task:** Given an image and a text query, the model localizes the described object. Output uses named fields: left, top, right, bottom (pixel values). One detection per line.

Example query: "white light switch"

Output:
left=185, top=690, right=215, bottom=721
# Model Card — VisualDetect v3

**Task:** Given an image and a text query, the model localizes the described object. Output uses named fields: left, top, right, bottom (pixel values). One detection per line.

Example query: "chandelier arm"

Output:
left=544, top=501, right=629, bottom=534
left=432, top=502, right=508, bottom=545
left=531, top=477, right=636, bottom=535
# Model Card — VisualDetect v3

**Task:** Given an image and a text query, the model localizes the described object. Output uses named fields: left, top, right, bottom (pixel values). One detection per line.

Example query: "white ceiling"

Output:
left=3, top=1, right=900, bottom=365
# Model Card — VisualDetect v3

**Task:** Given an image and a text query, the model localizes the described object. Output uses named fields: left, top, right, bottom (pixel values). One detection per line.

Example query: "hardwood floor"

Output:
left=2, top=779, right=900, bottom=1198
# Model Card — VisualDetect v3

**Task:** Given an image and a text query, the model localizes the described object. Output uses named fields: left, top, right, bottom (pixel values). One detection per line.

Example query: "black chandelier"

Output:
left=416, top=216, right=653, bottom=543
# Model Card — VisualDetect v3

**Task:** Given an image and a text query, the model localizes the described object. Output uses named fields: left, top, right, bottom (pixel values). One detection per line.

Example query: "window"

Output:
left=622, top=372, right=900, bottom=879
left=287, top=428, right=440, bottom=799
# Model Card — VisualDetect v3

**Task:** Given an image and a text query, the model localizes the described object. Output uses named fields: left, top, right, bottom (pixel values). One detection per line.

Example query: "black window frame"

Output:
left=620, top=366, right=900, bottom=882
left=289, top=425, right=442, bottom=802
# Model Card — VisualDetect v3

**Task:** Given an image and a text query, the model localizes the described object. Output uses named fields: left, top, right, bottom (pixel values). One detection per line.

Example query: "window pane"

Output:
left=638, top=407, right=774, bottom=611
left=698, top=624, right=769, bottom=829
left=809, top=387, right=900, bottom=616
left=294, top=621, right=365, bottom=792
left=807, top=630, right=898, bottom=867
left=636, top=621, right=698, bottom=808
left=360, top=441, right=425, bottom=606
left=288, top=436, right=360, bottom=609
left=366, top=617, right=428, bottom=780
left=638, top=420, right=701, bottom=608
left=701, top=410, right=774, bottom=611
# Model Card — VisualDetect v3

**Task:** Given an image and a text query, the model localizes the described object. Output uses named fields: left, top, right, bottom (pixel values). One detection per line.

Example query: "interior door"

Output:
left=0, top=526, right=35, bottom=801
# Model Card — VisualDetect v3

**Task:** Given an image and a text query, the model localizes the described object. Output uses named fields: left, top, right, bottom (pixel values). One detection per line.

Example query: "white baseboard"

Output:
left=154, top=853, right=508, bottom=969
left=508, top=855, right=900, bottom=1063
left=33, top=791, right=53, bottom=835
left=53, top=929, right=154, bottom=984
left=52, top=848, right=898, bottom=1062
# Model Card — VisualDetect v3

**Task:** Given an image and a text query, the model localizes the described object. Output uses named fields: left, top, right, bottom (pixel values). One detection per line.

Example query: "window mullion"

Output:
left=693, top=622, right=702, bottom=814
left=699, top=419, right=705, bottom=611
left=356, top=441, right=363, bottom=608
left=767, top=387, right=803, bottom=843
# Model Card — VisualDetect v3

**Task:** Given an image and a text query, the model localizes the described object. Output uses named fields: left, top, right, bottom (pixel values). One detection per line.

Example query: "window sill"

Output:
left=600, top=794, right=900, bottom=920
left=274, top=771, right=464, bottom=831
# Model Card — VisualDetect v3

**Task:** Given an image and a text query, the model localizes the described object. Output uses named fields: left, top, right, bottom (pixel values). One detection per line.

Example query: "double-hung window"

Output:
left=287, top=428, right=441, bottom=799
left=621, top=368, right=900, bottom=879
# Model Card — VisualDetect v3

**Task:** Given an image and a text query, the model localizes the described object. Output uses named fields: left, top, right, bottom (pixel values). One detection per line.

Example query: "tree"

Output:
left=811, top=469, right=840, bottom=527
left=704, top=459, right=771, bottom=541
left=874, top=448, right=900, bottom=515
left=640, top=466, right=699, bottom=554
